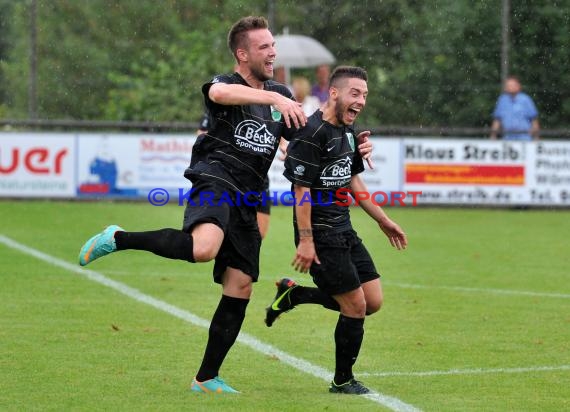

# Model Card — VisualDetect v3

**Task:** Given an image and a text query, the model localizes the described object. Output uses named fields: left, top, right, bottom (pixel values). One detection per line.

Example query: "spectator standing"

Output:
left=491, top=76, right=540, bottom=141
left=311, top=64, right=331, bottom=104
left=292, top=76, right=321, bottom=116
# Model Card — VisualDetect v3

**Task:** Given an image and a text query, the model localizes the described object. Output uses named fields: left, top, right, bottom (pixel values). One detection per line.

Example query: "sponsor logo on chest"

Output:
left=320, top=156, right=352, bottom=187
left=234, top=120, right=276, bottom=155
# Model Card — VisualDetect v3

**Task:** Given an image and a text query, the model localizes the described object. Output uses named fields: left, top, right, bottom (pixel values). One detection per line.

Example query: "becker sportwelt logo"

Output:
left=320, top=156, right=352, bottom=187
left=234, top=120, right=276, bottom=155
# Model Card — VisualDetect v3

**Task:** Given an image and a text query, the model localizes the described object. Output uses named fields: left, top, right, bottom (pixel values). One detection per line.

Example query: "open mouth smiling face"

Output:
left=336, top=78, right=367, bottom=125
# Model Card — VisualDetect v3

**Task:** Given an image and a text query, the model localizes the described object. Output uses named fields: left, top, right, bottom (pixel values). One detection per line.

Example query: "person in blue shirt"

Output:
left=491, top=76, right=540, bottom=141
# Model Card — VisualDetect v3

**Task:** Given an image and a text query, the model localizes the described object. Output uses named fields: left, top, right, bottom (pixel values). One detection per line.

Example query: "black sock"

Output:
left=291, top=286, right=340, bottom=311
left=333, top=314, right=365, bottom=385
left=114, top=228, right=195, bottom=262
left=195, top=295, right=249, bottom=382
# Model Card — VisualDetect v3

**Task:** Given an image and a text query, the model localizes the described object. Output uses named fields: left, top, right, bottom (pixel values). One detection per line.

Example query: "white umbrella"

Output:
left=274, top=34, right=336, bottom=68
left=273, top=33, right=336, bottom=84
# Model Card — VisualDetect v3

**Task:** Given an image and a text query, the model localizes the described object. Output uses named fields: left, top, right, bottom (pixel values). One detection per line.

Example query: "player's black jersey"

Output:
left=185, top=72, right=294, bottom=194
left=284, top=110, right=364, bottom=232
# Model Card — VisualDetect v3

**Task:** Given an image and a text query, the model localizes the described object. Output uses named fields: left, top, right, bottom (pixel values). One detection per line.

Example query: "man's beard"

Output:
left=251, top=64, right=272, bottom=82
left=335, top=98, right=347, bottom=125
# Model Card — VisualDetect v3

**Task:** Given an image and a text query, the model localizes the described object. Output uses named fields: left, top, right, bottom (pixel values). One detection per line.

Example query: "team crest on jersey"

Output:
left=346, top=132, right=355, bottom=151
left=270, top=106, right=282, bottom=121
left=320, top=156, right=352, bottom=187
left=234, top=120, right=276, bottom=155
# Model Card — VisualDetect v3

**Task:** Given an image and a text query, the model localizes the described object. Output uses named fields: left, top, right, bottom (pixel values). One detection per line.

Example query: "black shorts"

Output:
left=182, top=180, right=261, bottom=284
left=256, top=175, right=271, bottom=215
left=297, top=229, right=380, bottom=296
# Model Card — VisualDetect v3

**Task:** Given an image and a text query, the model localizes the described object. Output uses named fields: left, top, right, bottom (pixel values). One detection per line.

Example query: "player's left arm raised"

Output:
left=350, top=174, right=407, bottom=250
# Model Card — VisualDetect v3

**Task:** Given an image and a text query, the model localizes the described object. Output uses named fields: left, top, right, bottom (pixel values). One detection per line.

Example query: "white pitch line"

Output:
left=388, top=282, right=570, bottom=299
left=359, top=365, right=570, bottom=378
left=0, top=234, right=421, bottom=412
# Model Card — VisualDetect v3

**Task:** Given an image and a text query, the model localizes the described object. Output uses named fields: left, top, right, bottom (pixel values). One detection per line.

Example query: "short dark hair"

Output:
left=505, top=75, right=521, bottom=83
left=329, top=66, right=368, bottom=88
left=227, top=16, right=269, bottom=58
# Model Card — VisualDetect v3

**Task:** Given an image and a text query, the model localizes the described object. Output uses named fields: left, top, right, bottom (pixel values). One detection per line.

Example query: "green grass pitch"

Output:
left=0, top=200, right=569, bottom=411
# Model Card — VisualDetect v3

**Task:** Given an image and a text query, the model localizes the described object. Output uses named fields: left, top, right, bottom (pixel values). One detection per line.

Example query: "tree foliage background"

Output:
left=1, top=0, right=569, bottom=129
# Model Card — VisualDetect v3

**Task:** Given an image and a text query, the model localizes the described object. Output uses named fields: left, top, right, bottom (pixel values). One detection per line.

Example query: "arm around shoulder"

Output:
left=209, top=82, right=306, bottom=129
left=208, top=82, right=279, bottom=106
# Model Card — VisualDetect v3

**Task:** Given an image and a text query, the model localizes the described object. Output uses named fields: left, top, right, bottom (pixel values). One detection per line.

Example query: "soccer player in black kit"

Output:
left=265, top=66, right=407, bottom=394
left=78, top=17, right=373, bottom=393
left=78, top=16, right=305, bottom=394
